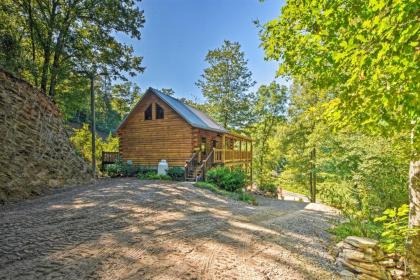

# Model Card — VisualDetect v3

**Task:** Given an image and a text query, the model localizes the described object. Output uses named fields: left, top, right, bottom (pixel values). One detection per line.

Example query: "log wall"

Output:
left=118, top=93, right=194, bottom=167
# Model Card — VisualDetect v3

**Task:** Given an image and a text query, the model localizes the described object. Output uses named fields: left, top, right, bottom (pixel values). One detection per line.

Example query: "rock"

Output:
left=0, top=69, right=91, bottom=202
left=333, top=241, right=354, bottom=256
left=339, top=269, right=356, bottom=279
left=48, top=179, right=61, bottom=187
left=378, top=258, right=395, bottom=268
left=339, top=258, right=387, bottom=280
left=386, top=253, right=400, bottom=261
left=388, top=268, right=405, bottom=280
left=342, top=248, right=376, bottom=262
left=374, top=249, right=385, bottom=260
left=347, top=259, right=382, bottom=272
left=345, top=236, right=379, bottom=249
left=358, top=273, right=384, bottom=280
left=337, top=240, right=358, bottom=250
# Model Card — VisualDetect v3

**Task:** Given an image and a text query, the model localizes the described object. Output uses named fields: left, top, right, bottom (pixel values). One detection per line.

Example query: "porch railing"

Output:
left=213, top=148, right=251, bottom=163
left=185, top=152, right=198, bottom=180
left=101, top=151, right=120, bottom=171
left=198, top=149, right=214, bottom=181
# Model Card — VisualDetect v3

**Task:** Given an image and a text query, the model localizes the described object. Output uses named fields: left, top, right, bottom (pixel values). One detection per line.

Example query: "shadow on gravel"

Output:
left=0, top=178, right=340, bottom=279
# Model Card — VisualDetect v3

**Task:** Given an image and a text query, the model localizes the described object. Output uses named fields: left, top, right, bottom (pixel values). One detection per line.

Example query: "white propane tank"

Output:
left=157, top=160, right=169, bottom=175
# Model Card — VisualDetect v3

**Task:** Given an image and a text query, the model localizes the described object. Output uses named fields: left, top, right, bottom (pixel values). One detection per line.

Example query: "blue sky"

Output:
left=122, top=0, right=286, bottom=101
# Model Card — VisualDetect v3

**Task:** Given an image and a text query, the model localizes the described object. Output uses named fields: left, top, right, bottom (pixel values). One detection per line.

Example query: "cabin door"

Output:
left=200, top=137, right=207, bottom=162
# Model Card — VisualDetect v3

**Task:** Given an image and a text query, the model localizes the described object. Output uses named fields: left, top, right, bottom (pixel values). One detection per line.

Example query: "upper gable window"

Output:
left=156, top=103, right=164, bottom=119
left=145, top=104, right=152, bottom=120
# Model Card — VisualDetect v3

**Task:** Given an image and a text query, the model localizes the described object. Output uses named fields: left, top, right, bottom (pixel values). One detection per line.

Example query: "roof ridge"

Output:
left=185, top=104, right=225, bottom=129
left=118, top=87, right=228, bottom=134
left=150, top=87, right=217, bottom=127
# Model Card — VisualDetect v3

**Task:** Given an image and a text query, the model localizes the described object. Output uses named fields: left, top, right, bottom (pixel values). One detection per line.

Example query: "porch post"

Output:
left=250, top=140, right=253, bottom=182
left=222, top=134, right=226, bottom=163
left=239, top=139, right=242, bottom=161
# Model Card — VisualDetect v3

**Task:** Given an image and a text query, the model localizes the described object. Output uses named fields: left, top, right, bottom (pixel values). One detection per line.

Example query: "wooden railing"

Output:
left=101, top=151, right=120, bottom=171
left=213, top=148, right=252, bottom=163
left=198, top=149, right=214, bottom=181
left=185, top=152, right=198, bottom=180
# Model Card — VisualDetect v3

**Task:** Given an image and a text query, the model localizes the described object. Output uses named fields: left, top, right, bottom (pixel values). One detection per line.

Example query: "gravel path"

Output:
left=0, top=178, right=341, bottom=280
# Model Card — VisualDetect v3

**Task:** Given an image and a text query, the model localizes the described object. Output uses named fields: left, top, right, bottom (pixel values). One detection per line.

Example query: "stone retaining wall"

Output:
left=0, top=69, right=91, bottom=202
left=335, top=236, right=408, bottom=280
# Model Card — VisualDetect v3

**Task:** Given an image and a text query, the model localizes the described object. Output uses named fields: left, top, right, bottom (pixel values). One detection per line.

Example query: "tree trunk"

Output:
left=40, top=45, right=51, bottom=93
left=39, top=0, right=58, bottom=93
left=90, top=75, right=96, bottom=178
left=309, top=148, right=316, bottom=203
left=48, top=34, right=63, bottom=97
left=27, top=0, right=38, bottom=86
left=313, top=148, right=316, bottom=202
left=408, top=159, right=420, bottom=278
left=48, top=6, right=73, bottom=97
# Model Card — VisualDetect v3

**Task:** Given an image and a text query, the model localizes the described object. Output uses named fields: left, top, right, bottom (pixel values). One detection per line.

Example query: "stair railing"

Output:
left=197, top=149, right=214, bottom=181
left=185, top=152, right=198, bottom=180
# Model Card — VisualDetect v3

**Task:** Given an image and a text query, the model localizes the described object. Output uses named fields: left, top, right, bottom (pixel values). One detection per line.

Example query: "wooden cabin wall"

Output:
left=193, top=129, right=222, bottom=150
left=118, top=93, right=193, bottom=167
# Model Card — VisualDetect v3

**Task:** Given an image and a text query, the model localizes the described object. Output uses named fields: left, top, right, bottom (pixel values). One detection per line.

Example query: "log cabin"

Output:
left=115, top=87, right=252, bottom=181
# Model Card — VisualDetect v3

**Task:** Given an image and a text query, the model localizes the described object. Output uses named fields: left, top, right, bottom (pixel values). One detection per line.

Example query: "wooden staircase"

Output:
left=184, top=150, right=214, bottom=182
left=185, top=165, right=203, bottom=182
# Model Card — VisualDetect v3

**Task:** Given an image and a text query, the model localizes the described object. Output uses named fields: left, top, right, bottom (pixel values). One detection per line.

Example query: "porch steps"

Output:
left=185, top=166, right=202, bottom=182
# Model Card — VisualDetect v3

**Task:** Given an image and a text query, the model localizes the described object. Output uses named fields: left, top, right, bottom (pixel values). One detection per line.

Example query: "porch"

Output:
left=185, top=131, right=252, bottom=181
left=213, top=133, right=252, bottom=164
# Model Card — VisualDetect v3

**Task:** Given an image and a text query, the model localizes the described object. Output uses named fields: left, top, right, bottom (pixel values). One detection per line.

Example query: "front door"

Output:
left=200, top=137, right=207, bottom=161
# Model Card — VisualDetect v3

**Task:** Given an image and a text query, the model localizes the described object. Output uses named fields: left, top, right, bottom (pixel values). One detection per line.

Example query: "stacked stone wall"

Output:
left=0, top=69, right=90, bottom=202
left=335, top=236, right=409, bottom=280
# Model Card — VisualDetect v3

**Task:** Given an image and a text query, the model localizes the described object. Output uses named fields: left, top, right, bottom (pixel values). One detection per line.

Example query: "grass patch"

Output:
left=328, top=219, right=382, bottom=242
left=137, top=171, right=171, bottom=181
left=194, top=182, right=257, bottom=205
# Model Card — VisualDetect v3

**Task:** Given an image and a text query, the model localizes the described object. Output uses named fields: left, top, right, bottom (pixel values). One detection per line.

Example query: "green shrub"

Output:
left=330, top=204, right=419, bottom=256
left=106, top=163, right=119, bottom=177
left=167, top=167, right=185, bottom=181
left=206, top=167, right=228, bottom=187
left=194, top=182, right=256, bottom=205
left=236, top=190, right=257, bottom=205
left=206, top=167, right=247, bottom=192
left=136, top=167, right=157, bottom=176
left=330, top=219, right=382, bottom=242
left=258, top=182, right=278, bottom=193
left=137, top=170, right=171, bottom=180
left=106, top=159, right=130, bottom=177
left=70, top=123, right=119, bottom=172
left=374, top=204, right=418, bottom=254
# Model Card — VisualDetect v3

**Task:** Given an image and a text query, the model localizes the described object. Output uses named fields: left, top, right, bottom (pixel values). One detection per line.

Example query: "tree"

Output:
left=95, top=81, right=142, bottom=133
left=1, top=0, right=145, bottom=97
left=250, top=81, right=287, bottom=186
left=159, top=88, right=175, bottom=96
left=260, top=0, right=419, bottom=274
left=196, top=40, right=255, bottom=129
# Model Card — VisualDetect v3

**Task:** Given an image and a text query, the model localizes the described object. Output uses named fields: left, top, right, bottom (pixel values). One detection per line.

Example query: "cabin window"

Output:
left=145, top=104, right=152, bottom=120
left=156, top=103, right=164, bottom=119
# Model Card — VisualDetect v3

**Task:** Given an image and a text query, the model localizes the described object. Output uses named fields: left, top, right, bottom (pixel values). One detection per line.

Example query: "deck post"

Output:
left=222, top=134, right=226, bottom=164
left=250, top=141, right=253, bottom=182
left=239, top=140, right=242, bottom=162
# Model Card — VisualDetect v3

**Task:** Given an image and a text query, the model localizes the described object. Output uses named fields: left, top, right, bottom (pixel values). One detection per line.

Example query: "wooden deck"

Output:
left=214, top=148, right=252, bottom=163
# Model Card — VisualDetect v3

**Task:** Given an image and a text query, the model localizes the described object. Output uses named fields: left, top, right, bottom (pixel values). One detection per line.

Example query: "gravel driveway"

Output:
left=0, top=178, right=341, bottom=280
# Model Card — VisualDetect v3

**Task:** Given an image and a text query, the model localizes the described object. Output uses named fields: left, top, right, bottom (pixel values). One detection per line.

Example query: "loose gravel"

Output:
left=0, top=178, right=341, bottom=279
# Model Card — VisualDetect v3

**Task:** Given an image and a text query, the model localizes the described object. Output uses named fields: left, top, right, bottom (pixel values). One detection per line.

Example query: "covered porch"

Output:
left=213, top=133, right=252, bottom=165
left=189, top=128, right=252, bottom=180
